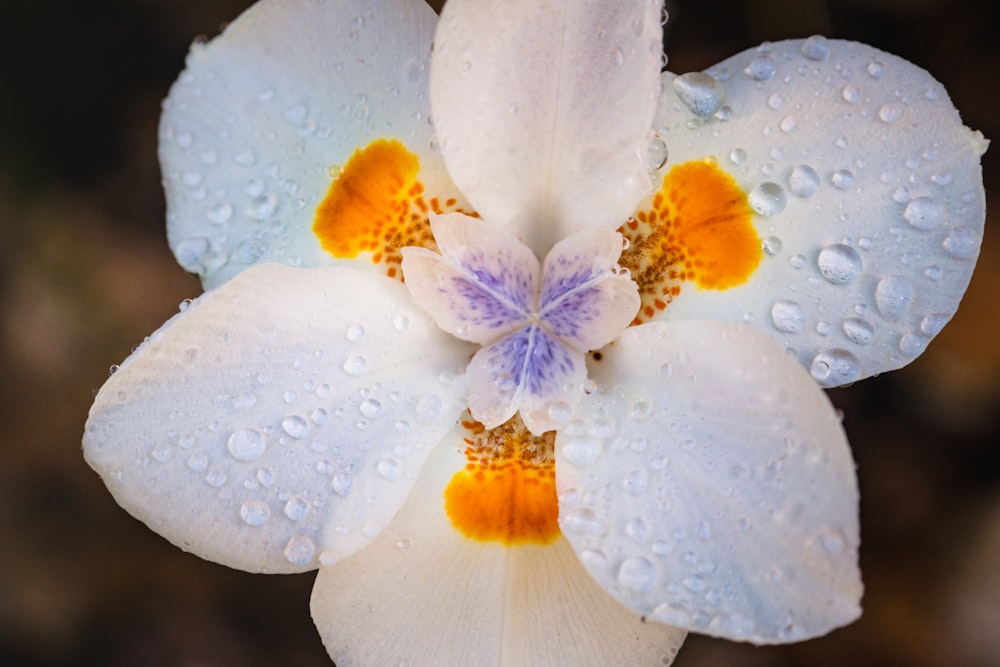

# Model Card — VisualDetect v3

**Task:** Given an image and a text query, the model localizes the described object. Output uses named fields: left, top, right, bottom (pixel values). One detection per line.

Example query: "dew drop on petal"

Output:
left=810, top=349, right=861, bottom=387
left=818, top=527, right=847, bottom=554
left=562, top=508, right=607, bottom=537
left=817, top=244, right=863, bottom=285
left=672, top=72, right=725, bottom=117
left=360, top=398, right=383, bottom=419
left=345, top=323, right=366, bottom=342
left=748, top=182, right=787, bottom=216
left=645, top=134, right=669, bottom=171
left=343, top=354, right=368, bottom=375
left=618, top=556, right=658, bottom=594
left=920, top=313, right=950, bottom=337
left=331, top=472, right=354, bottom=496
left=729, top=148, right=747, bottom=165
left=281, top=415, right=309, bottom=439
left=878, top=103, right=903, bottom=123
left=899, top=333, right=928, bottom=357
left=227, top=427, right=267, bottom=462
left=801, top=35, right=830, bottom=61
left=762, top=236, right=783, bottom=255
left=831, top=170, right=855, bottom=190
left=874, top=276, right=913, bottom=320
left=942, top=226, right=981, bottom=259
left=841, top=84, right=861, bottom=103
left=283, top=535, right=316, bottom=565
left=842, top=318, right=875, bottom=345
left=788, top=165, right=820, bottom=197
left=867, top=61, right=885, bottom=78
left=561, top=438, right=603, bottom=468
left=744, top=56, right=776, bottom=81
left=770, top=300, right=806, bottom=334
left=240, top=499, right=271, bottom=526
left=902, top=196, right=945, bottom=230
left=377, top=457, right=402, bottom=481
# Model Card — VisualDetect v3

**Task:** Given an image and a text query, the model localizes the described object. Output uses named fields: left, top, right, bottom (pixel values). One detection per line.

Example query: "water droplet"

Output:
left=920, top=313, right=950, bottom=337
left=622, top=469, right=648, bottom=495
left=281, top=415, right=309, bottom=439
left=284, top=496, right=310, bottom=522
left=672, top=72, right=725, bottom=117
left=762, top=236, right=783, bottom=255
left=331, top=472, right=353, bottom=496
left=415, top=394, right=442, bottom=423
left=227, top=427, right=267, bottom=461
left=729, top=148, right=747, bottom=165
left=867, top=61, right=884, bottom=78
left=899, top=332, right=927, bottom=357
left=645, top=134, right=668, bottom=171
left=788, top=165, right=820, bottom=197
left=831, top=169, right=854, bottom=190
left=360, top=398, right=383, bottom=419
left=207, top=202, right=233, bottom=224
left=547, top=401, right=573, bottom=423
left=817, top=244, right=863, bottom=284
left=345, top=323, right=366, bottom=342
left=748, top=182, right=787, bottom=216
left=818, top=527, right=846, bottom=554
left=618, top=556, right=658, bottom=594
left=283, top=535, right=316, bottom=565
left=842, top=318, right=875, bottom=345
left=205, top=469, right=227, bottom=487
left=562, top=508, right=607, bottom=537
left=561, top=438, right=602, bottom=467
left=343, top=354, right=368, bottom=375
left=151, top=443, right=172, bottom=463
left=770, top=300, right=806, bottom=334
left=377, top=457, right=402, bottom=481
left=186, top=453, right=208, bottom=472
left=779, top=115, right=798, bottom=133
left=610, top=47, right=625, bottom=66
left=874, top=276, right=913, bottom=320
left=744, top=56, right=776, bottom=81
left=942, top=226, right=980, bottom=259
left=841, top=84, right=861, bottom=103
left=810, top=349, right=861, bottom=387
left=767, top=93, right=783, bottom=110
left=392, top=313, right=411, bottom=331
left=901, top=196, right=944, bottom=230
left=878, top=102, right=903, bottom=123
left=240, top=499, right=271, bottom=527
left=625, top=517, right=649, bottom=543
left=801, top=35, right=830, bottom=61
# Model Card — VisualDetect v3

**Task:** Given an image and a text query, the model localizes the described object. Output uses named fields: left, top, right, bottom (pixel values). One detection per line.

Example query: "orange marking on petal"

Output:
left=444, top=414, right=559, bottom=546
left=313, top=139, right=476, bottom=281
left=619, top=159, right=760, bottom=323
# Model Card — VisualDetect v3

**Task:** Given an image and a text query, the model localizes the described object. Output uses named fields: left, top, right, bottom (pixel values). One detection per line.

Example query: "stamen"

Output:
left=620, top=159, right=761, bottom=323
left=444, top=414, right=560, bottom=546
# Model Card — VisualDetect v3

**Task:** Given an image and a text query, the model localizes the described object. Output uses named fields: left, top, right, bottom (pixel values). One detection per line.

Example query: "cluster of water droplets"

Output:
left=653, top=35, right=984, bottom=386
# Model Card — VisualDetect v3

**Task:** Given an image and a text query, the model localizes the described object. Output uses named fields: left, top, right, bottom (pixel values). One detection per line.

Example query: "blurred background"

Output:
left=0, top=0, right=997, bottom=665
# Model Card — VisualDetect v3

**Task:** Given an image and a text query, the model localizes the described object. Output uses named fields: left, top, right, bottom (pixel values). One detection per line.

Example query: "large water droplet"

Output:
left=672, top=72, right=725, bottom=117
left=748, top=182, right=787, bottom=216
left=842, top=318, right=875, bottom=345
left=903, top=196, right=944, bottom=230
left=227, top=427, right=267, bottom=461
left=810, top=349, right=861, bottom=387
left=878, top=103, right=903, bottom=123
left=817, top=244, right=863, bottom=284
left=942, top=226, right=980, bottom=259
left=770, top=300, right=806, bottom=334
left=281, top=415, right=309, bottom=439
left=360, top=398, right=383, bottom=419
left=874, top=276, right=913, bottom=320
left=920, top=313, right=950, bottom=337
left=841, top=84, right=861, bottom=103
left=618, top=556, right=658, bottom=594
left=645, top=134, right=668, bottom=171
left=562, top=437, right=603, bottom=467
left=240, top=499, right=271, bottom=527
left=283, top=535, right=316, bottom=565
left=788, top=165, right=820, bottom=197
left=800, top=35, right=830, bottom=61
left=899, top=332, right=928, bottom=357
left=744, top=56, right=776, bottom=81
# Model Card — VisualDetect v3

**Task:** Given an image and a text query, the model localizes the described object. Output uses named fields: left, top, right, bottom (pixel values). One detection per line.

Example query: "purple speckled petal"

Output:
left=540, top=228, right=640, bottom=351
left=401, top=213, right=538, bottom=344
left=466, top=324, right=587, bottom=435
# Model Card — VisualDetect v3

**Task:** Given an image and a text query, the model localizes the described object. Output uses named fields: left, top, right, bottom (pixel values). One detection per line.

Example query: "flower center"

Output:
left=444, top=414, right=559, bottom=546
left=312, top=139, right=474, bottom=279
left=620, top=159, right=761, bottom=322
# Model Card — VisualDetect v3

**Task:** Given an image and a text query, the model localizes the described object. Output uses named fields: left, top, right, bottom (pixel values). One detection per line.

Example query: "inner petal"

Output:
left=444, top=414, right=559, bottom=546
left=313, top=139, right=476, bottom=280
left=620, top=159, right=762, bottom=323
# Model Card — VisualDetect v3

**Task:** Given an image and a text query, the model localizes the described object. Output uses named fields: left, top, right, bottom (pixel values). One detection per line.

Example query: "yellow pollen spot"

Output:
left=619, top=159, right=761, bottom=323
left=444, top=414, right=560, bottom=546
left=312, top=139, right=475, bottom=280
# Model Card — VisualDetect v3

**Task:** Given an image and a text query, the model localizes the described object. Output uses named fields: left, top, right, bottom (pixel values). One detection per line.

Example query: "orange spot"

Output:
left=313, top=139, right=475, bottom=280
left=619, top=160, right=760, bottom=323
left=444, top=414, right=559, bottom=546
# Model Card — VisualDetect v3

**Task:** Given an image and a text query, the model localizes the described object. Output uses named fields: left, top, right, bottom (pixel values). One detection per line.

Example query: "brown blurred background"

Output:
left=1, top=0, right=998, bottom=665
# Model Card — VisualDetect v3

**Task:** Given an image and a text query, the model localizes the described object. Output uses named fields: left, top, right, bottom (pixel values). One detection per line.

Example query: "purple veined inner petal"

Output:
left=482, top=324, right=577, bottom=401
left=449, top=245, right=537, bottom=336
left=538, top=256, right=612, bottom=346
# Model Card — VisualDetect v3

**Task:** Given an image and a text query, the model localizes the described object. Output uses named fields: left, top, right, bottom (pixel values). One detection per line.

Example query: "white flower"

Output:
left=83, top=0, right=987, bottom=664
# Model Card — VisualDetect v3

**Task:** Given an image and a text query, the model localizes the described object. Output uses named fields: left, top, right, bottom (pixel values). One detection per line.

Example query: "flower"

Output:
left=83, top=0, right=987, bottom=664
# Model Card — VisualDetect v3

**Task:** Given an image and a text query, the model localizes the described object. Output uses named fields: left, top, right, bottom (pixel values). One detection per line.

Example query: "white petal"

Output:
left=161, top=0, right=461, bottom=288
left=466, top=325, right=588, bottom=435
left=556, top=320, right=862, bottom=643
left=83, top=264, right=471, bottom=573
left=401, top=213, right=539, bottom=343
left=541, top=228, right=640, bottom=351
left=311, top=430, right=687, bottom=666
left=430, top=0, right=664, bottom=253
left=649, top=38, right=987, bottom=384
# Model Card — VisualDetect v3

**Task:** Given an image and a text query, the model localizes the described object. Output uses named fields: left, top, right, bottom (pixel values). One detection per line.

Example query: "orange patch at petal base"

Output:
left=312, top=139, right=471, bottom=280
left=619, top=159, right=761, bottom=323
left=445, top=415, right=560, bottom=546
